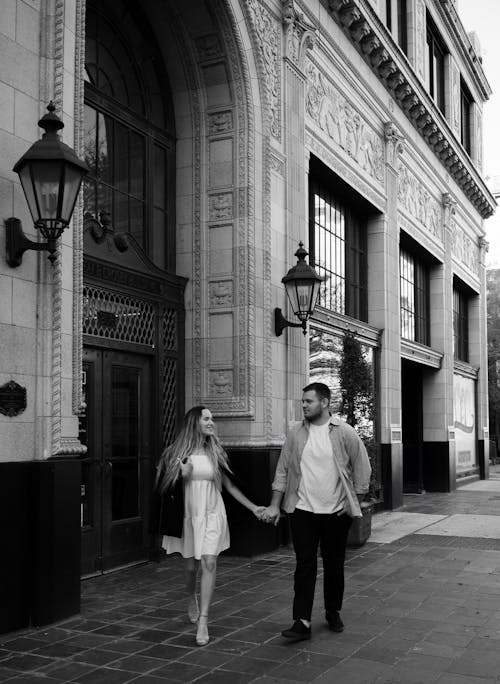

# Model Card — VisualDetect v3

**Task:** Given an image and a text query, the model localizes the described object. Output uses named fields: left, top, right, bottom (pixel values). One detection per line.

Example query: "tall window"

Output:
left=460, top=79, right=472, bottom=155
left=400, top=249, right=429, bottom=344
left=309, top=168, right=368, bottom=322
left=84, top=0, right=174, bottom=269
left=397, top=0, right=408, bottom=54
left=426, top=14, right=446, bottom=113
left=453, top=285, right=469, bottom=362
left=385, top=0, right=407, bottom=54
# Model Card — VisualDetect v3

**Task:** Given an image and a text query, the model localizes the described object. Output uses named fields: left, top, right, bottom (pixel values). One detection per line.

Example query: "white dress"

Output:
left=162, top=452, right=230, bottom=559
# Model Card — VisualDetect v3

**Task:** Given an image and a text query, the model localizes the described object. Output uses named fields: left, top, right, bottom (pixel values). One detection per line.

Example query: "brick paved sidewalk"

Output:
left=2, top=472, right=500, bottom=683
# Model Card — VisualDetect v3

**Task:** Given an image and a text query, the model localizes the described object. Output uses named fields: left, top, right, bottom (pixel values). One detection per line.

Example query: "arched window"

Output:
left=84, top=0, right=175, bottom=270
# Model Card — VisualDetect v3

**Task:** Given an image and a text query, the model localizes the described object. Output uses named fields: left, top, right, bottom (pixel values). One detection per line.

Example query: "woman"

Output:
left=157, top=405, right=265, bottom=646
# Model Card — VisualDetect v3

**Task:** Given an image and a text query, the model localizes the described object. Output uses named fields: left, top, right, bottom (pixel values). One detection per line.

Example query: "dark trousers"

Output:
left=290, top=508, right=352, bottom=621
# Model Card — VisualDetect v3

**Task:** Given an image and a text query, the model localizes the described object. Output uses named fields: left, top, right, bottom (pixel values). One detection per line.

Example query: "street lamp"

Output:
left=274, top=242, right=323, bottom=336
left=5, top=101, right=89, bottom=266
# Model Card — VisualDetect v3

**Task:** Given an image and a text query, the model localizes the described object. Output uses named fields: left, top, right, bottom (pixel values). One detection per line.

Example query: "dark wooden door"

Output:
left=80, top=348, right=153, bottom=576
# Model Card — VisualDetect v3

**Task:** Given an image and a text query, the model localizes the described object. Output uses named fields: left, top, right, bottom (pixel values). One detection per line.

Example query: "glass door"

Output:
left=80, top=348, right=153, bottom=575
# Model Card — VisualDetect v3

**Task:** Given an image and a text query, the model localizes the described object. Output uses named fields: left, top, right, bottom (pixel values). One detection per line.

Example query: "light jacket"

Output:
left=271, top=415, right=372, bottom=518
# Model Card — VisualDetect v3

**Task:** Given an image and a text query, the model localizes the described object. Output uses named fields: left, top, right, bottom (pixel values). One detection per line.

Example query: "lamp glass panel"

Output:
left=31, top=160, right=63, bottom=220
left=284, top=281, right=300, bottom=316
left=296, top=282, right=314, bottom=317
left=60, top=165, right=84, bottom=223
left=18, top=164, right=39, bottom=223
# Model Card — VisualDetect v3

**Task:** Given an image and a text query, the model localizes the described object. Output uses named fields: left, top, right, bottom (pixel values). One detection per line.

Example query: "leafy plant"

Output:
left=339, top=330, right=381, bottom=501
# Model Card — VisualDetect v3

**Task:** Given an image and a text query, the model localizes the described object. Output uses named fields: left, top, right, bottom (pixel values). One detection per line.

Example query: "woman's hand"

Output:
left=180, top=457, right=193, bottom=479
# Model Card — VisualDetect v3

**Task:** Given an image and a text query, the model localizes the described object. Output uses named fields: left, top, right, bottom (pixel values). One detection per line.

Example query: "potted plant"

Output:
left=338, top=330, right=378, bottom=547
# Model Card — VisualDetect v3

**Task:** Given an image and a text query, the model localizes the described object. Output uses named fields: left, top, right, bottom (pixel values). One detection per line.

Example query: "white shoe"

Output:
left=196, top=614, right=209, bottom=646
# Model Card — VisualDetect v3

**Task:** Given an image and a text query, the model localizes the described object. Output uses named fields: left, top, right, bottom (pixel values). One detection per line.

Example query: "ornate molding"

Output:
left=73, top=0, right=86, bottom=419
left=50, top=0, right=66, bottom=457
left=397, top=162, right=443, bottom=242
left=282, top=0, right=317, bottom=71
left=246, top=0, right=281, bottom=140
left=325, top=0, right=495, bottom=218
left=384, top=121, right=405, bottom=169
left=400, top=339, right=443, bottom=369
left=305, top=60, right=384, bottom=184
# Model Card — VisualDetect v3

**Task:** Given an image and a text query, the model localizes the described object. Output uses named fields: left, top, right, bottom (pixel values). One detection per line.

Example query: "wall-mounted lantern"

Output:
left=274, top=242, right=323, bottom=336
left=5, top=101, right=89, bottom=267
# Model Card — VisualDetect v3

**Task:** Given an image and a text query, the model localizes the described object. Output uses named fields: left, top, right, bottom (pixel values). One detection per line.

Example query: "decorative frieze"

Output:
left=450, top=223, right=479, bottom=275
left=397, top=163, right=443, bottom=241
left=305, top=62, right=384, bottom=184
left=270, top=152, right=285, bottom=176
left=246, top=0, right=281, bottom=140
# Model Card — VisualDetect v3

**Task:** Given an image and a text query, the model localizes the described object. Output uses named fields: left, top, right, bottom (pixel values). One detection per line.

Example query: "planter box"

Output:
left=347, top=503, right=373, bottom=548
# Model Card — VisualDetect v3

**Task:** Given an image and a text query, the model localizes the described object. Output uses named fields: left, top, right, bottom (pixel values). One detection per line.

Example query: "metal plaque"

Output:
left=0, top=380, right=27, bottom=417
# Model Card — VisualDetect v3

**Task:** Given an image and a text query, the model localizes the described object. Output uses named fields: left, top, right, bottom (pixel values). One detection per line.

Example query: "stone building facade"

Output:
left=0, top=0, right=495, bottom=631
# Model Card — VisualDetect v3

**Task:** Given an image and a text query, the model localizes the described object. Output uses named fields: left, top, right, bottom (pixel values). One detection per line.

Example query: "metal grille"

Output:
left=161, top=309, right=178, bottom=448
left=82, top=286, right=155, bottom=346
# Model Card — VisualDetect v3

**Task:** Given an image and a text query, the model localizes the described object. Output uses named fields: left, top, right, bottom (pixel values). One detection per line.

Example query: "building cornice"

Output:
left=323, top=0, right=496, bottom=219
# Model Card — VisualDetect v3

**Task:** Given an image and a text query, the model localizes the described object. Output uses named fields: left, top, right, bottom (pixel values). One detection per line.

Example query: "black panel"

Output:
left=423, top=442, right=451, bottom=492
left=31, top=460, right=82, bottom=626
left=0, top=462, right=32, bottom=634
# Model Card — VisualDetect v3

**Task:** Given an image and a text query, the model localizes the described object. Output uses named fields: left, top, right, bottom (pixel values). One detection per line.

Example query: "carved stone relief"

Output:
left=246, top=0, right=281, bottom=140
left=209, top=280, right=234, bottom=307
left=208, top=111, right=233, bottom=134
left=209, top=192, right=233, bottom=221
left=282, top=0, right=316, bottom=70
left=209, top=370, right=234, bottom=396
left=384, top=121, right=405, bottom=169
left=305, top=61, right=384, bottom=184
left=196, top=34, right=223, bottom=60
left=473, top=104, right=483, bottom=171
left=397, top=162, right=443, bottom=241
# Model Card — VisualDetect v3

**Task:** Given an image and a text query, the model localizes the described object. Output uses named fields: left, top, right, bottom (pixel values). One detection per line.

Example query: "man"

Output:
left=263, top=382, right=371, bottom=641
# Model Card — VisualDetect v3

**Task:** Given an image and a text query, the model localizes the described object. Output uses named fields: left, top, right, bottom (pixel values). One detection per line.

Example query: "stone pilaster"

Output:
left=367, top=121, right=405, bottom=507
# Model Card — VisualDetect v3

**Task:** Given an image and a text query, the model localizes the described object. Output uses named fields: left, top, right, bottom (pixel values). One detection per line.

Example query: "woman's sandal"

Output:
left=188, top=594, right=199, bottom=624
left=196, top=614, right=209, bottom=646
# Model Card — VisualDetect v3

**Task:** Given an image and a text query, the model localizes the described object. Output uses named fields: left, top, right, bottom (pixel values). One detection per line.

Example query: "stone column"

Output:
left=475, top=236, right=490, bottom=478
left=281, top=0, right=316, bottom=423
left=367, top=121, right=404, bottom=509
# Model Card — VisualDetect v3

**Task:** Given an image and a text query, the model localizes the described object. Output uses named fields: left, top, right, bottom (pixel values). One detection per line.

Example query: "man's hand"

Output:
left=261, top=505, right=281, bottom=526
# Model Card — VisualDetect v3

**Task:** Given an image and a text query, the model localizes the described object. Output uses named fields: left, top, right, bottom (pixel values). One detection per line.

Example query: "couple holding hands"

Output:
left=156, top=383, right=371, bottom=646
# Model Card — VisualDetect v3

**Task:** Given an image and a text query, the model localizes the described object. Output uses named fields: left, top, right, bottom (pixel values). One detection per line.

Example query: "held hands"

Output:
left=257, top=505, right=281, bottom=526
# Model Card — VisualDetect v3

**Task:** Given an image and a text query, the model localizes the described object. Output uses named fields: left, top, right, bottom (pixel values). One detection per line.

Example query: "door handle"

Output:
left=104, top=460, right=113, bottom=474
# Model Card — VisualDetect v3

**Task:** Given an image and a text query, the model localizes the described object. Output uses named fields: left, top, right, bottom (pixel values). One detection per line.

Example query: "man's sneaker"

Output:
left=326, top=610, right=344, bottom=632
left=281, top=619, right=311, bottom=641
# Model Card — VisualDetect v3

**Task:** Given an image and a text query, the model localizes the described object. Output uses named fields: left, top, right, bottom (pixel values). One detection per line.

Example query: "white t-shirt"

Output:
left=296, top=422, right=346, bottom=514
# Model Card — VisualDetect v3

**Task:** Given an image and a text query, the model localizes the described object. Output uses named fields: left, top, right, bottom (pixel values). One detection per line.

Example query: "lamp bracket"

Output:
left=5, top=217, right=55, bottom=267
left=274, top=308, right=307, bottom=336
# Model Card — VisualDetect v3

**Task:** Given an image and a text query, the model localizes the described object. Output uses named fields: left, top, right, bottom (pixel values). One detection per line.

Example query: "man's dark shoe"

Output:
left=326, top=610, right=344, bottom=632
left=281, top=619, right=311, bottom=641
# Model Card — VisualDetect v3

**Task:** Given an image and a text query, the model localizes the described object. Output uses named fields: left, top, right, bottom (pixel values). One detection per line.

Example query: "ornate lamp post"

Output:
left=5, top=101, right=88, bottom=266
left=275, top=242, right=323, bottom=335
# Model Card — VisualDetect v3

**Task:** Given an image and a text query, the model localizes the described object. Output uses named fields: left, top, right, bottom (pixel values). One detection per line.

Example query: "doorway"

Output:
left=401, top=359, right=424, bottom=493
left=80, top=347, right=153, bottom=576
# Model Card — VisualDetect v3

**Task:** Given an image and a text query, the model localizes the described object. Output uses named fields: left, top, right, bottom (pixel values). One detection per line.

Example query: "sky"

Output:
left=456, top=0, right=500, bottom=267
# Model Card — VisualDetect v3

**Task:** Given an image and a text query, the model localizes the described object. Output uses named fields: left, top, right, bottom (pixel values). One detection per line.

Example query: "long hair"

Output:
left=157, top=405, right=231, bottom=493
